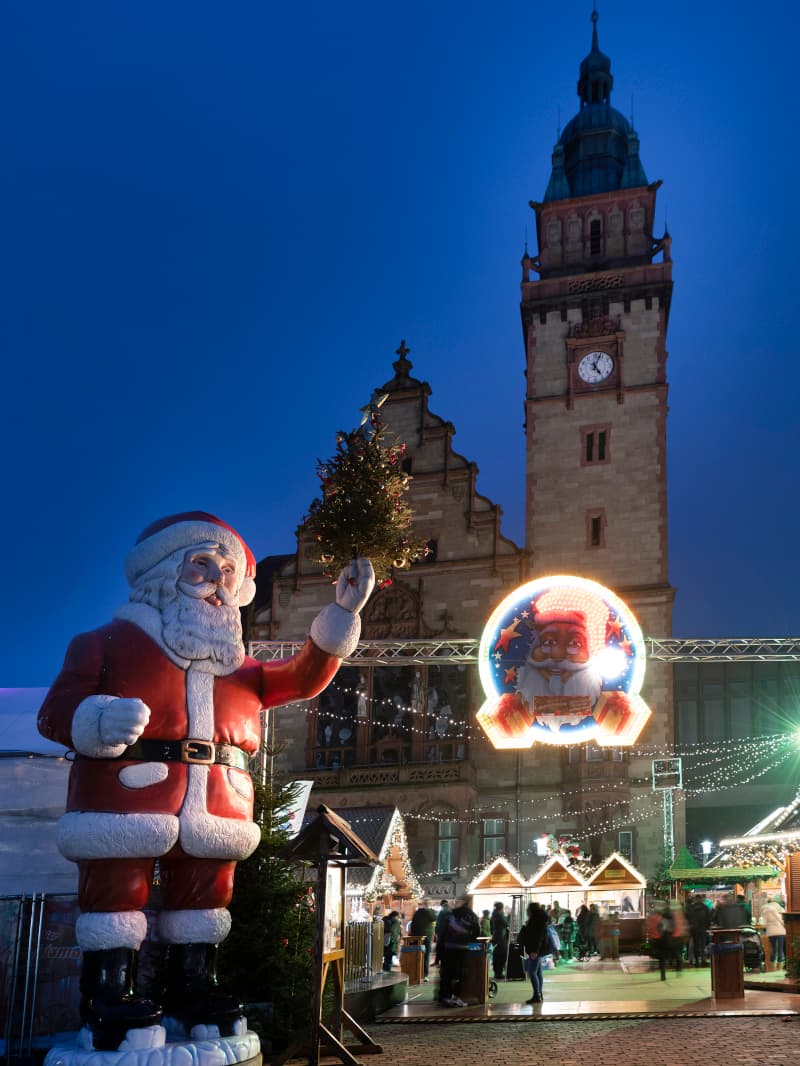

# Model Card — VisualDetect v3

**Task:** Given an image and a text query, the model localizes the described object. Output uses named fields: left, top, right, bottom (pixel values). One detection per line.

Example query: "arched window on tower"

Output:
left=590, top=218, right=602, bottom=256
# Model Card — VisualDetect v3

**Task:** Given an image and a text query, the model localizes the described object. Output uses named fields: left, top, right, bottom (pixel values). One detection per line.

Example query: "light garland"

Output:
left=305, top=687, right=797, bottom=759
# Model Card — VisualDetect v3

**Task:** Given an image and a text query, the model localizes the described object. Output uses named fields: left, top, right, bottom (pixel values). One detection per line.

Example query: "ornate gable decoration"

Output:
left=362, top=582, right=422, bottom=639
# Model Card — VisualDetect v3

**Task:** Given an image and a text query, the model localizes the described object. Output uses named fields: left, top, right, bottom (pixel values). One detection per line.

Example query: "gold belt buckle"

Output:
left=181, top=739, right=215, bottom=764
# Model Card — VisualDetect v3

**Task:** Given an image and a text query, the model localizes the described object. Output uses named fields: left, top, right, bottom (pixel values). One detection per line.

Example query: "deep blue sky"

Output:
left=2, top=1, right=798, bottom=688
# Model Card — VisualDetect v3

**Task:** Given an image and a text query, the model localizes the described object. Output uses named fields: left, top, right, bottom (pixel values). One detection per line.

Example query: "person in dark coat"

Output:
left=712, top=892, right=749, bottom=940
left=382, top=910, right=402, bottom=972
left=686, top=893, right=711, bottom=965
left=434, top=900, right=451, bottom=966
left=654, top=903, right=683, bottom=979
left=518, top=901, right=548, bottom=1003
left=409, top=903, right=437, bottom=980
left=437, top=904, right=480, bottom=1007
left=490, top=901, right=510, bottom=978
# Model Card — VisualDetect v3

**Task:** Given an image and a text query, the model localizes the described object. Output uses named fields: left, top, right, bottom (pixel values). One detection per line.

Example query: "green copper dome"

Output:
left=544, top=9, right=648, bottom=202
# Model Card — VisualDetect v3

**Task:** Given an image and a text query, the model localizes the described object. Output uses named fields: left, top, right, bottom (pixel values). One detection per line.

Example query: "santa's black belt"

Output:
left=119, top=739, right=251, bottom=771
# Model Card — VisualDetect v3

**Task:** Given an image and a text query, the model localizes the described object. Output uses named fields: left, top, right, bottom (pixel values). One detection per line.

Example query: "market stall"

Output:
left=527, top=855, right=589, bottom=916
left=466, top=856, right=527, bottom=922
left=585, top=852, right=647, bottom=953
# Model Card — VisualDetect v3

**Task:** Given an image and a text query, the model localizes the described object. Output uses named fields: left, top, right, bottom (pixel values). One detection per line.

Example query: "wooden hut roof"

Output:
left=467, top=856, right=527, bottom=894
left=586, top=851, right=646, bottom=889
left=528, top=855, right=588, bottom=890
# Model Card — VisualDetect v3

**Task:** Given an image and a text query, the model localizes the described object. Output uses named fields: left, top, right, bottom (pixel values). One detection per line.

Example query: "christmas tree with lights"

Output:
left=300, top=391, right=427, bottom=584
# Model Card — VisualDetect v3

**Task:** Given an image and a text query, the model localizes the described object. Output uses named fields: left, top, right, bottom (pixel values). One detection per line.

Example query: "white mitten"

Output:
left=335, top=557, right=375, bottom=614
left=310, top=558, right=375, bottom=659
left=72, top=694, right=151, bottom=758
left=99, top=697, right=151, bottom=746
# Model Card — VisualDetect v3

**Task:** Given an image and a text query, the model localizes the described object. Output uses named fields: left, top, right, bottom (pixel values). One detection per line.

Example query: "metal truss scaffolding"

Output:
left=249, top=636, right=800, bottom=665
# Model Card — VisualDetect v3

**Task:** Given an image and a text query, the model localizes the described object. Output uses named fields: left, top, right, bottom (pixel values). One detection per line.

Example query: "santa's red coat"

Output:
left=38, top=618, right=339, bottom=863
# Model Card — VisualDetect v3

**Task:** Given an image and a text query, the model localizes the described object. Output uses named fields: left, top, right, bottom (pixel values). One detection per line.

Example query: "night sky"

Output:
left=3, top=1, right=798, bottom=688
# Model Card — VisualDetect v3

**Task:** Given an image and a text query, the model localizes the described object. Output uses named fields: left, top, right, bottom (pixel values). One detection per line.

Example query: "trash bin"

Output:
left=399, top=935, right=426, bottom=985
left=709, top=940, right=744, bottom=999
left=457, top=939, right=491, bottom=1005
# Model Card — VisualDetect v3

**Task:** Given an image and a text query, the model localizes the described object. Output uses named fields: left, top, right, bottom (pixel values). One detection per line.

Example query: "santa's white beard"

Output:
left=517, top=658, right=603, bottom=704
left=159, top=582, right=245, bottom=671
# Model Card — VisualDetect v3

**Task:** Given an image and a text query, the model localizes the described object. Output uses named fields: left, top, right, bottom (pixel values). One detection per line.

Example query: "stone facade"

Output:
left=248, top=19, right=681, bottom=890
left=521, top=188, right=676, bottom=877
left=248, top=347, right=534, bottom=892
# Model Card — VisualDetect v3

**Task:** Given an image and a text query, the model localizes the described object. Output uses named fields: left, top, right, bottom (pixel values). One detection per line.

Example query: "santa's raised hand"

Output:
left=335, top=557, right=375, bottom=614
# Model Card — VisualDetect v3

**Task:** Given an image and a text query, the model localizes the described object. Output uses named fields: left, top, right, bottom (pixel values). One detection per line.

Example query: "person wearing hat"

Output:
left=38, top=512, right=374, bottom=1049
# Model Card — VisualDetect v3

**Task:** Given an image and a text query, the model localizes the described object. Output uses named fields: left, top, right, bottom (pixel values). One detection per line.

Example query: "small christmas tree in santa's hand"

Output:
left=299, top=392, right=428, bottom=585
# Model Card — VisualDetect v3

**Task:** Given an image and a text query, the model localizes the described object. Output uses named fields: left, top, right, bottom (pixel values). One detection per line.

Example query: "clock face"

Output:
left=577, top=350, right=614, bottom=384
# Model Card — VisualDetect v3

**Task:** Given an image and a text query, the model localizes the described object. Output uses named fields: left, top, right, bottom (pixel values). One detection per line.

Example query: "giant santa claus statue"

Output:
left=38, top=512, right=375, bottom=1051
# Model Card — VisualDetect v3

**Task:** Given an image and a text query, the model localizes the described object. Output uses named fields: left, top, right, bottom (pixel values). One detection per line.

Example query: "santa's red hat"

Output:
left=125, top=511, right=257, bottom=606
left=532, top=587, right=608, bottom=657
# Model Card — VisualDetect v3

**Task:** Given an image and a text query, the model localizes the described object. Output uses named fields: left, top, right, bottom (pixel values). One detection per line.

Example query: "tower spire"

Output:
left=578, top=4, right=613, bottom=107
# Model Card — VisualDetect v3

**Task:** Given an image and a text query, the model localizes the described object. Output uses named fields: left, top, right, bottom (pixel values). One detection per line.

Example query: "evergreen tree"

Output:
left=220, top=775, right=315, bottom=1048
left=299, top=392, right=428, bottom=584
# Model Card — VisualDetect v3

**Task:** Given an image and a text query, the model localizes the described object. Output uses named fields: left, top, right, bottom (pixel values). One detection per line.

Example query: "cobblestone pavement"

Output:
left=360, top=1015, right=800, bottom=1066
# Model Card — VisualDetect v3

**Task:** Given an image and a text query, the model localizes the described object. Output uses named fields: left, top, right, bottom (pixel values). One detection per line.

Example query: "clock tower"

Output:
left=521, top=10, right=676, bottom=865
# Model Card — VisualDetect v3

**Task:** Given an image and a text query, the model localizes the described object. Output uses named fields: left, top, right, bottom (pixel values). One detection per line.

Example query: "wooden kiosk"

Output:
left=467, top=856, right=527, bottom=913
left=280, top=805, right=383, bottom=1066
left=585, top=852, right=646, bottom=954
left=528, top=855, right=589, bottom=914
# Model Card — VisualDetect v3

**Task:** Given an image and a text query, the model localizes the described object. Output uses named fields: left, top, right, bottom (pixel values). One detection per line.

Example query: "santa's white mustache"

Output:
left=177, top=579, right=238, bottom=607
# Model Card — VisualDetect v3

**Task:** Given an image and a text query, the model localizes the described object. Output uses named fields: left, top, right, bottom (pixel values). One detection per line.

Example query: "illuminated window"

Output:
left=586, top=744, right=604, bottom=762
left=482, top=818, right=507, bottom=862
left=437, top=820, right=460, bottom=873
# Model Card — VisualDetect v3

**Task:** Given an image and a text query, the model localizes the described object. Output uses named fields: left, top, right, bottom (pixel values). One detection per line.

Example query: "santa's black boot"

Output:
left=164, top=943, right=243, bottom=1036
left=80, top=948, right=163, bottom=1051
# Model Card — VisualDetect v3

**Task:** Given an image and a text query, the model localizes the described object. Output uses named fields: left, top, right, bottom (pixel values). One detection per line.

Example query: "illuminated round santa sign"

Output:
left=476, top=575, right=651, bottom=749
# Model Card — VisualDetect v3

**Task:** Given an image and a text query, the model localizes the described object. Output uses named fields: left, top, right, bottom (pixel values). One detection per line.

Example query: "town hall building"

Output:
left=247, top=12, right=679, bottom=893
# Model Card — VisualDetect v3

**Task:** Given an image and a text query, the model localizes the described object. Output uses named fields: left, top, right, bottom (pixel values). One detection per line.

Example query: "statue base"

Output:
left=44, top=1019, right=261, bottom=1066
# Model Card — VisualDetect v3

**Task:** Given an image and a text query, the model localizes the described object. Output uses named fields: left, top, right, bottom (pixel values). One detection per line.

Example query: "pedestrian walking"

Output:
left=518, top=901, right=548, bottom=1003
left=490, top=901, right=510, bottom=978
left=759, top=896, right=786, bottom=967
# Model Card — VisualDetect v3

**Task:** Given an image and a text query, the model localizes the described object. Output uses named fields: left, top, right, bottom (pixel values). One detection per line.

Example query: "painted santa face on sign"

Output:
left=476, top=575, right=651, bottom=749
left=532, top=620, right=590, bottom=663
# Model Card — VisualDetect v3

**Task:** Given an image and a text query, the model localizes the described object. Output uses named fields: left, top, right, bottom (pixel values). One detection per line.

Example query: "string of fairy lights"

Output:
left=309, top=678, right=800, bottom=759
left=275, top=680, right=800, bottom=882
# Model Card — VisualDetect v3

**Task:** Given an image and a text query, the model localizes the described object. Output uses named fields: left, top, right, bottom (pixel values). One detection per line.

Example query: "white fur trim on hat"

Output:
left=57, top=811, right=179, bottom=861
left=157, top=908, right=232, bottom=946
left=71, top=695, right=129, bottom=759
left=76, top=910, right=148, bottom=951
left=310, top=603, right=361, bottom=659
